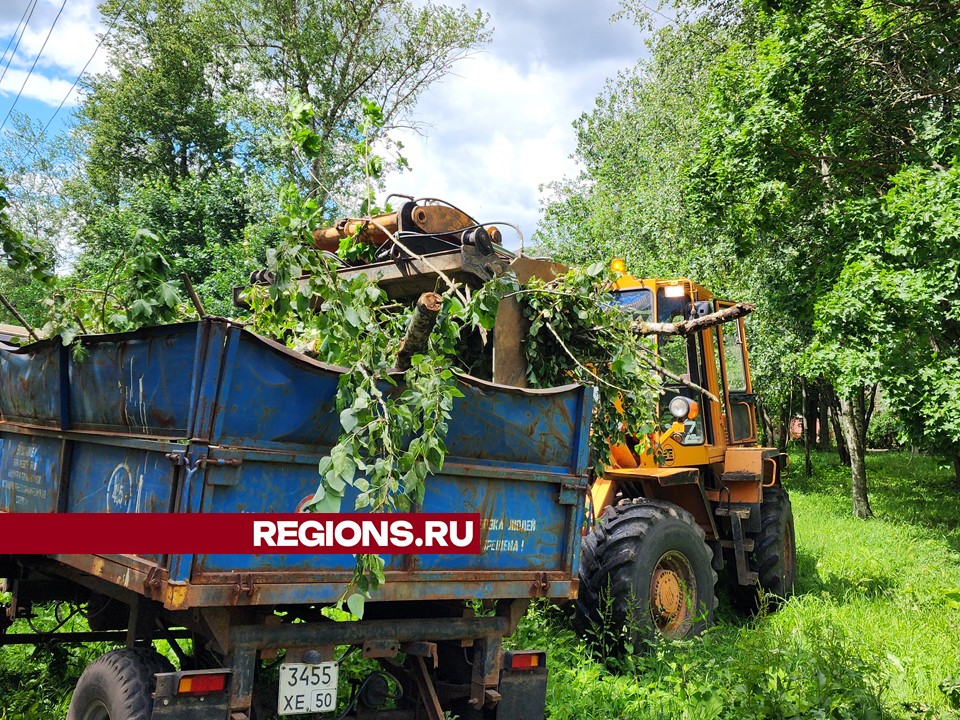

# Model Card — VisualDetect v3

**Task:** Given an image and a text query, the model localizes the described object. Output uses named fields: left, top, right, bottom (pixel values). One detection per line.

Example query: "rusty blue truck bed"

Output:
left=0, top=318, right=591, bottom=611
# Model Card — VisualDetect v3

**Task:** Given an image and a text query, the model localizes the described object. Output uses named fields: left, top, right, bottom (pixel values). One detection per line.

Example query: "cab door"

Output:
left=716, top=302, right=757, bottom=444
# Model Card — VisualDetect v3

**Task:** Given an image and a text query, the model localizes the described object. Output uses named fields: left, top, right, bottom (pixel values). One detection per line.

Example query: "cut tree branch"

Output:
left=632, top=302, right=755, bottom=336
left=0, top=291, right=39, bottom=341
left=395, top=292, right=442, bottom=371
left=635, top=344, right=720, bottom=402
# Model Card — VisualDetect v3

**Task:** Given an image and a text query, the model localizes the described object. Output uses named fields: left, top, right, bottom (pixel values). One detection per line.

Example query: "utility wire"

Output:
left=14, top=0, right=129, bottom=167
left=0, top=1, right=35, bottom=76
left=0, top=0, right=70, bottom=132
left=0, top=0, right=40, bottom=86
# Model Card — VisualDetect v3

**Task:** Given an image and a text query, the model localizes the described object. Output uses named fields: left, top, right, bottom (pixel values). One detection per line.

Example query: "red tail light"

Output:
left=176, top=672, right=228, bottom=695
left=505, top=651, right=545, bottom=671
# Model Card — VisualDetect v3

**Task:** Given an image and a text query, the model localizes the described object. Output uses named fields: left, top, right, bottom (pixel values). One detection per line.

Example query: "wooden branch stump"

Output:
left=396, top=292, right=443, bottom=371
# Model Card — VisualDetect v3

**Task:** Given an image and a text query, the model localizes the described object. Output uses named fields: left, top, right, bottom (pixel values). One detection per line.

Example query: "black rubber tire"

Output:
left=67, top=647, right=173, bottom=720
left=730, top=485, right=797, bottom=614
left=575, top=499, right=717, bottom=649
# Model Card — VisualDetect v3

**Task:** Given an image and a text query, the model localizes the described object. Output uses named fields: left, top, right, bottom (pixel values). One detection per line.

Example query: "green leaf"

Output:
left=308, top=489, right=342, bottom=514
left=340, top=408, right=359, bottom=433
left=130, top=298, right=154, bottom=320
left=157, top=281, right=180, bottom=308
left=344, top=306, right=361, bottom=328
left=346, top=592, right=366, bottom=619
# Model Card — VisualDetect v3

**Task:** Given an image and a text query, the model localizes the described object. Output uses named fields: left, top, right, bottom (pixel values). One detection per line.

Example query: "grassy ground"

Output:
left=2, top=449, right=959, bottom=719
left=509, top=449, right=960, bottom=719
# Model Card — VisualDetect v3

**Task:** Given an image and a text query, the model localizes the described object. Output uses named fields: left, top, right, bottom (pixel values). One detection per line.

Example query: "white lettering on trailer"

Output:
left=484, top=539, right=520, bottom=552
left=480, top=517, right=538, bottom=554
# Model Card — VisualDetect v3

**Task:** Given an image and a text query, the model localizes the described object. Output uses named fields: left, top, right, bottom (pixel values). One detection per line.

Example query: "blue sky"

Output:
left=0, top=0, right=652, bottom=243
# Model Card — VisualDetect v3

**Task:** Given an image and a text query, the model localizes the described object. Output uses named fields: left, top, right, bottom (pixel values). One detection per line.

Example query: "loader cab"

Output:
left=609, top=274, right=758, bottom=465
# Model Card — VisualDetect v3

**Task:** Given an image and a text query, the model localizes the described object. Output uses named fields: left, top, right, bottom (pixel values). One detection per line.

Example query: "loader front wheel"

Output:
left=575, top=499, right=717, bottom=650
left=730, top=486, right=796, bottom=614
left=67, top=647, right=173, bottom=720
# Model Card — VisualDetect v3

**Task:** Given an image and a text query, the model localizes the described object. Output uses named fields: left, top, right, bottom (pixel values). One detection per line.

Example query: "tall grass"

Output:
left=511, top=449, right=960, bottom=719
left=0, top=605, right=106, bottom=719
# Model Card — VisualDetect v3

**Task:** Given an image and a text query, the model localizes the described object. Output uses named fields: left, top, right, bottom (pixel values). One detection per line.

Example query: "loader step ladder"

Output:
left=714, top=506, right=759, bottom=585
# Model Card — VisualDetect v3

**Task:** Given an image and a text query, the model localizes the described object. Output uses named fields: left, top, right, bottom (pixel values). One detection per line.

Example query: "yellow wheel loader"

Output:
left=575, top=267, right=796, bottom=646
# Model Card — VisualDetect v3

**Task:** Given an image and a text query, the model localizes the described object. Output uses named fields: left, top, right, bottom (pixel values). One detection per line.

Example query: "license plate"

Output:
left=278, top=662, right=339, bottom=716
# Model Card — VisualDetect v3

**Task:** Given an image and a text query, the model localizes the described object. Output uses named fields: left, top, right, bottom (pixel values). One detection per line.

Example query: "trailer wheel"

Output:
left=67, top=647, right=173, bottom=720
left=731, top=486, right=796, bottom=613
left=575, top=499, right=717, bottom=649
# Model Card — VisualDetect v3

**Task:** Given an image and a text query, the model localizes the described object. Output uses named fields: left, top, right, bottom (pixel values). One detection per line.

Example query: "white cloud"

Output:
left=0, top=66, right=82, bottom=106
left=0, top=0, right=105, bottom=111
left=385, top=43, right=642, bottom=249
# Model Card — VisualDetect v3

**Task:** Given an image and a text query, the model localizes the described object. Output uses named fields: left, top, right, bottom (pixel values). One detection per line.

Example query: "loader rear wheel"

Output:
left=575, top=499, right=717, bottom=649
left=67, top=647, right=173, bottom=720
left=730, top=486, right=796, bottom=614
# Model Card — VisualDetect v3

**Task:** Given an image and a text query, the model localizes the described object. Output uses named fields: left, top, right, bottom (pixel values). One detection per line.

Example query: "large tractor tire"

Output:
left=575, top=499, right=717, bottom=649
left=67, top=647, right=173, bottom=720
left=730, top=485, right=796, bottom=614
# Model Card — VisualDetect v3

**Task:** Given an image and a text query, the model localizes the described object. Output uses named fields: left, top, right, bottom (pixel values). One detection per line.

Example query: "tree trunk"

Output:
left=777, top=385, right=793, bottom=453
left=777, top=408, right=789, bottom=452
left=832, top=406, right=851, bottom=466
left=953, top=451, right=960, bottom=486
left=801, top=378, right=812, bottom=477
left=759, top=402, right=776, bottom=448
left=805, top=382, right=819, bottom=448
left=823, top=383, right=850, bottom=466
left=818, top=379, right=830, bottom=450
left=837, top=389, right=873, bottom=518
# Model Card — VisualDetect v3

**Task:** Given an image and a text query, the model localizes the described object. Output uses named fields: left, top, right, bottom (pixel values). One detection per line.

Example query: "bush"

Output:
left=867, top=407, right=902, bottom=449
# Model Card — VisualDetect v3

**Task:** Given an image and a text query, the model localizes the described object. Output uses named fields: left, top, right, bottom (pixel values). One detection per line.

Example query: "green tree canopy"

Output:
left=205, top=0, right=491, bottom=207
left=538, top=0, right=960, bottom=513
left=77, top=0, right=233, bottom=203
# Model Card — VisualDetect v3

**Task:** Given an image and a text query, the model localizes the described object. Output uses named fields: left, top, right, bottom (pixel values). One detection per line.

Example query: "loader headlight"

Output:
left=668, top=396, right=699, bottom=421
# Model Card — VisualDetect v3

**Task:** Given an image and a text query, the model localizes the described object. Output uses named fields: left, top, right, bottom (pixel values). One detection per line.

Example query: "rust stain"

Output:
left=168, top=584, right=189, bottom=609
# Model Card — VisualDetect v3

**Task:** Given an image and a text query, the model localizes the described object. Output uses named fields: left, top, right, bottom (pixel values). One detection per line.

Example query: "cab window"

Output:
left=722, top=320, right=747, bottom=391
left=656, top=288, right=705, bottom=446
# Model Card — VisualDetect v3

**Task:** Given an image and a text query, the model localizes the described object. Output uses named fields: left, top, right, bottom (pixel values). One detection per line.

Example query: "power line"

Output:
left=0, top=0, right=70, bottom=132
left=0, top=0, right=35, bottom=75
left=0, top=0, right=40, bottom=86
left=12, top=0, right=129, bottom=168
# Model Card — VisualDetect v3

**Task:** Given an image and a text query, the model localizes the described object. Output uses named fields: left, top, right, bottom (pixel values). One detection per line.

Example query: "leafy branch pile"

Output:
left=39, top=230, right=189, bottom=346
left=519, top=264, right=662, bottom=472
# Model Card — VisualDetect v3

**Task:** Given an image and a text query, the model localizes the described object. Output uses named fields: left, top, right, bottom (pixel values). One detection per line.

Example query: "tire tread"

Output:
left=575, top=498, right=718, bottom=645
left=67, top=647, right=173, bottom=720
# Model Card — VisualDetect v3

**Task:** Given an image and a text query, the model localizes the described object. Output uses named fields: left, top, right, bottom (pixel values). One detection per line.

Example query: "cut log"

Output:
left=396, top=292, right=443, bottom=371
left=631, top=302, right=754, bottom=336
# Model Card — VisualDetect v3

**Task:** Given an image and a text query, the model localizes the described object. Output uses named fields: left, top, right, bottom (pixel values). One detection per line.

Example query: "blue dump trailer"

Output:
left=0, top=317, right=592, bottom=719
